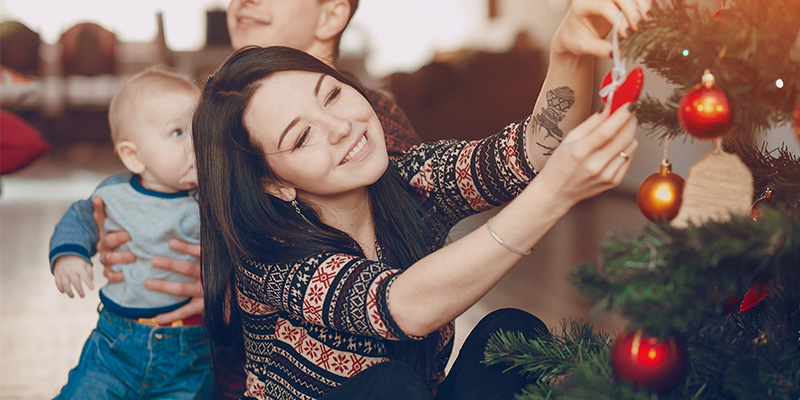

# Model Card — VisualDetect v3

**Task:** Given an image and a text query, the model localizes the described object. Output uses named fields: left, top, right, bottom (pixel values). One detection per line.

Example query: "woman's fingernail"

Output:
left=628, top=103, right=638, bottom=112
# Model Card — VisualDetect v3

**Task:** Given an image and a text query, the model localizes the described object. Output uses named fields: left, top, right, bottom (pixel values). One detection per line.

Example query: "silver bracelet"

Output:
left=486, top=217, right=531, bottom=256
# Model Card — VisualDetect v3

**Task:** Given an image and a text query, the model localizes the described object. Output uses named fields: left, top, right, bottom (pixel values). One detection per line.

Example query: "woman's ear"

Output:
left=116, top=140, right=146, bottom=174
left=315, top=0, right=351, bottom=42
left=262, top=179, right=297, bottom=202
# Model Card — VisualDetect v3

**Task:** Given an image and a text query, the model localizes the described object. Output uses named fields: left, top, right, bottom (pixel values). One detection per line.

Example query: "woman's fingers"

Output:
left=572, top=103, right=637, bottom=158
left=614, top=0, right=645, bottom=34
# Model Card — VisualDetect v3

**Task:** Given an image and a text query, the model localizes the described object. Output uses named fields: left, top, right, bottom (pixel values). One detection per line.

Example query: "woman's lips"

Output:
left=340, top=133, right=368, bottom=165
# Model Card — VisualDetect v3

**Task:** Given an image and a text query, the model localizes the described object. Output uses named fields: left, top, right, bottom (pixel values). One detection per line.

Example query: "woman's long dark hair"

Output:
left=193, top=46, right=447, bottom=384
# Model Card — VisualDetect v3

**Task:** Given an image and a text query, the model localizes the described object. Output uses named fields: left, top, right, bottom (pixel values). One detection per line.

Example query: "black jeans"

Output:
left=321, top=308, right=549, bottom=400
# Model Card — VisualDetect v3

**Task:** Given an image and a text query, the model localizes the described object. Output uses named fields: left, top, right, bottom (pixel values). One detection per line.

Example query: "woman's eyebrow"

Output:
left=278, top=117, right=300, bottom=149
left=278, top=74, right=327, bottom=149
left=314, top=74, right=326, bottom=96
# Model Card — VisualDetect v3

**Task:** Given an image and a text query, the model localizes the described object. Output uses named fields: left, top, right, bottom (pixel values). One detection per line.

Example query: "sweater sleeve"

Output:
left=393, top=116, right=537, bottom=225
left=240, top=252, right=417, bottom=341
left=48, top=173, right=131, bottom=273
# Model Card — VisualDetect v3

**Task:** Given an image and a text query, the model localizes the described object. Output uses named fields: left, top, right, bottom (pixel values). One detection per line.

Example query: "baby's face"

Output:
left=133, top=89, right=198, bottom=193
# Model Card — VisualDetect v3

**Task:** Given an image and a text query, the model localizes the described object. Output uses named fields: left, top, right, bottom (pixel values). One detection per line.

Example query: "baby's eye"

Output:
left=171, top=129, right=183, bottom=137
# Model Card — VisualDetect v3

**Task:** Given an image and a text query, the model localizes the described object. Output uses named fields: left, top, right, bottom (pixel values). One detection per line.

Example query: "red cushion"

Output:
left=0, top=110, right=49, bottom=173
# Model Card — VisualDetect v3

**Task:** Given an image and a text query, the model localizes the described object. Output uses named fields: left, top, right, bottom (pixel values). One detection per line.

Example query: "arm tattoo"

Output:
left=534, top=86, right=575, bottom=156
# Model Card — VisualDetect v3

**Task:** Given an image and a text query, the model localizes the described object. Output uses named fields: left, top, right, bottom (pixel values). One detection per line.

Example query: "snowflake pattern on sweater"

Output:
left=238, top=117, right=535, bottom=400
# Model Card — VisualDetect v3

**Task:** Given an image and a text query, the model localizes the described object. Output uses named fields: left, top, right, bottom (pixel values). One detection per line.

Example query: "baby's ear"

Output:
left=115, top=140, right=145, bottom=174
left=262, top=179, right=297, bottom=202
left=315, top=0, right=351, bottom=42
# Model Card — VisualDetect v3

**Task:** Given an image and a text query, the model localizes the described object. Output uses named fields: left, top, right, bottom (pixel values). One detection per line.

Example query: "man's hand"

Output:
left=54, top=255, right=95, bottom=298
left=146, top=239, right=204, bottom=325
left=93, top=196, right=134, bottom=283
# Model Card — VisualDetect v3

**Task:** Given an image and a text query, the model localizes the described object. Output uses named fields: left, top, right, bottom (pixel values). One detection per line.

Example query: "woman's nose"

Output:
left=323, top=114, right=352, bottom=144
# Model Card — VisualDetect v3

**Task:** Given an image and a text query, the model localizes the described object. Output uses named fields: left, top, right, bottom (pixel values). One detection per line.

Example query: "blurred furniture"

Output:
left=387, top=33, right=546, bottom=142
left=59, top=22, right=118, bottom=76
left=0, top=20, right=41, bottom=75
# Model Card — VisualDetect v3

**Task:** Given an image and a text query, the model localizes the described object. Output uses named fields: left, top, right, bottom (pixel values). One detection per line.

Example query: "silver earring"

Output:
left=291, top=199, right=313, bottom=224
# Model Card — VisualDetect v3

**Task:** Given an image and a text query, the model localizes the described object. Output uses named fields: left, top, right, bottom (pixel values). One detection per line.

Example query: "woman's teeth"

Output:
left=341, top=135, right=367, bottom=164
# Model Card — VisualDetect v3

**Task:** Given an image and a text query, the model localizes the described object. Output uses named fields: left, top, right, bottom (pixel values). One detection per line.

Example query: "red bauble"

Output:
left=678, top=70, right=733, bottom=140
left=611, top=330, right=688, bottom=392
left=637, top=161, right=685, bottom=223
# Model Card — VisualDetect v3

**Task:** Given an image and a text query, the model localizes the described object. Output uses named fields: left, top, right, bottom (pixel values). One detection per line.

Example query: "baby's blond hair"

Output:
left=108, top=66, right=198, bottom=145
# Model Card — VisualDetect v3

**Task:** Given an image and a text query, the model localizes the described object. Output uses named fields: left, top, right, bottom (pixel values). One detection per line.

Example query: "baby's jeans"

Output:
left=55, top=304, right=213, bottom=400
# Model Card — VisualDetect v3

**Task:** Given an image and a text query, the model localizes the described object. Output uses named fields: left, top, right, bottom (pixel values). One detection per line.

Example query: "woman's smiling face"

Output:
left=244, top=70, right=388, bottom=203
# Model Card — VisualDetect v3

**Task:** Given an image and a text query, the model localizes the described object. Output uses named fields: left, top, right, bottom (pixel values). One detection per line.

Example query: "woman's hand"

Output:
left=147, top=239, right=204, bottom=325
left=551, top=0, right=653, bottom=59
left=538, top=103, right=639, bottom=209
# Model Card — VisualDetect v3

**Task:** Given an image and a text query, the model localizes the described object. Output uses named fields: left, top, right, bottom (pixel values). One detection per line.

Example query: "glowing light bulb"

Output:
left=682, top=49, right=689, bottom=57
left=776, top=79, right=784, bottom=88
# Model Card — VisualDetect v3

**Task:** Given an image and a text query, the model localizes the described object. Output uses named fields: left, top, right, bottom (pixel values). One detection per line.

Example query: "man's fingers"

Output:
left=145, top=278, right=203, bottom=298
left=152, top=256, right=201, bottom=279
left=154, top=298, right=204, bottom=325
left=103, top=267, right=125, bottom=283
left=92, top=196, right=107, bottom=235
left=97, top=231, right=132, bottom=254
left=169, top=239, right=201, bottom=258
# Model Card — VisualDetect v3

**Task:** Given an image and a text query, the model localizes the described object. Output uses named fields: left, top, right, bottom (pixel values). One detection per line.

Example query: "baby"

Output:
left=48, top=66, right=212, bottom=399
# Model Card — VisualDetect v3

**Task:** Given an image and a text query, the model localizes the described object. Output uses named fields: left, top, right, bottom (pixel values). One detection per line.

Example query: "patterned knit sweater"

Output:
left=238, top=117, right=536, bottom=400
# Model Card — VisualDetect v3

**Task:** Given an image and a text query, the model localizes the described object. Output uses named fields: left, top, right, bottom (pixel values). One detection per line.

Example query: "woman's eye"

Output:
left=170, top=129, right=183, bottom=137
left=293, top=127, right=310, bottom=149
left=325, top=86, right=341, bottom=106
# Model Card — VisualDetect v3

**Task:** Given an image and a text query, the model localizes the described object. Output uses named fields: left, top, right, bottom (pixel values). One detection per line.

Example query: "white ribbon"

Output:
left=598, top=12, right=628, bottom=106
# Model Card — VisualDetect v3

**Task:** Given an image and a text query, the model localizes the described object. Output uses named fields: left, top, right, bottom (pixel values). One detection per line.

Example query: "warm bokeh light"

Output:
left=654, top=184, right=674, bottom=202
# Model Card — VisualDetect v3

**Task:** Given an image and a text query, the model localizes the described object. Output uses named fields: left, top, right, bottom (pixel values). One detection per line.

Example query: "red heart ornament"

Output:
left=601, top=67, right=644, bottom=113
left=739, top=281, right=771, bottom=314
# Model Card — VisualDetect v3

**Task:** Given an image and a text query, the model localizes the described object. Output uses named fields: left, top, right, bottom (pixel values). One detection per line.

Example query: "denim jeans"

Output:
left=55, top=304, right=213, bottom=400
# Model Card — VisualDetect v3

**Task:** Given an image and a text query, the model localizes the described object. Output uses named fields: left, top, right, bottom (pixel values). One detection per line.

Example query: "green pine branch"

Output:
left=725, top=141, right=800, bottom=209
left=622, top=0, right=800, bottom=142
left=569, top=207, right=799, bottom=336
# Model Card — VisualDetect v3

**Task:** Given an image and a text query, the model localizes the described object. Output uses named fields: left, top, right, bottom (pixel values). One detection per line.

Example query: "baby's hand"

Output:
left=53, top=255, right=95, bottom=298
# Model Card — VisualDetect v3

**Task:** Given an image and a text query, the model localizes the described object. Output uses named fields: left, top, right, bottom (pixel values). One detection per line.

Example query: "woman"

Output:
left=194, top=2, right=647, bottom=399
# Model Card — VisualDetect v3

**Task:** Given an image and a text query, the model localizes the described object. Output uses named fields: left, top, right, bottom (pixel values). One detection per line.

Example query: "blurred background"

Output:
left=1, top=0, right=797, bottom=398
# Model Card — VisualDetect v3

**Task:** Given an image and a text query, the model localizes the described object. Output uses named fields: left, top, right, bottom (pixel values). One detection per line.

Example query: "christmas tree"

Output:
left=484, top=0, right=800, bottom=398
